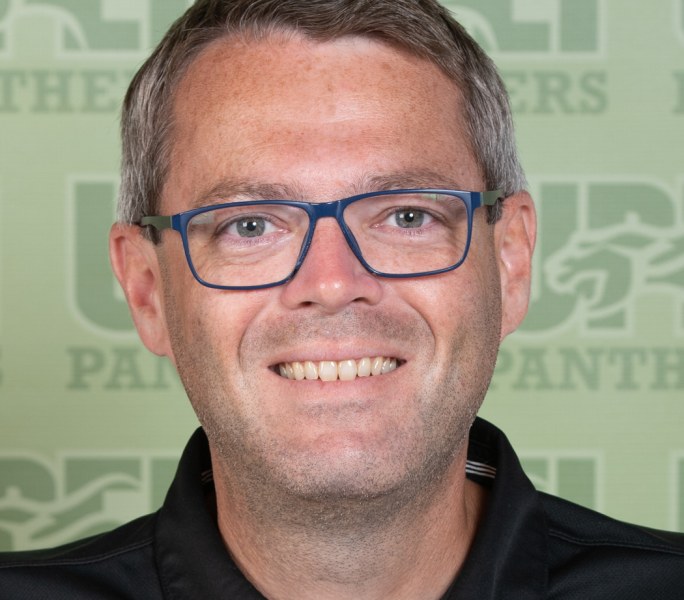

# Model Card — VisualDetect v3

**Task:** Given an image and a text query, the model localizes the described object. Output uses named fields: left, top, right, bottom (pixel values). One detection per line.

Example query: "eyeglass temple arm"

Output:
left=139, top=215, right=173, bottom=230
left=482, top=190, right=503, bottom=206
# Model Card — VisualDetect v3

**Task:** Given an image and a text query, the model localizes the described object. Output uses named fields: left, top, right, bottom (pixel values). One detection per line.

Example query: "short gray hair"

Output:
left=118, top=0, right=526, bottom=225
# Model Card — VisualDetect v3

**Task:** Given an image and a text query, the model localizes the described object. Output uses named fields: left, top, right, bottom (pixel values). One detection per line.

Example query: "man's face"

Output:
left=153, top=35, right=507, bottom=499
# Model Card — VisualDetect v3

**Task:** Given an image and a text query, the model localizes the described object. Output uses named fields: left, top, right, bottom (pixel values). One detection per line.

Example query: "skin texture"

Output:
left=111, top=34, right=536, bottom=600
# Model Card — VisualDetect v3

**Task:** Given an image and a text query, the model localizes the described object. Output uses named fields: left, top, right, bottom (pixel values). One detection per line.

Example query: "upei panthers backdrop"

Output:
left=0, top=0, right=682, bottom=551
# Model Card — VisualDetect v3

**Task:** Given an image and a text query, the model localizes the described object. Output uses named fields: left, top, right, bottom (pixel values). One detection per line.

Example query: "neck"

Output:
left=211, top=447, right=487, bottom=600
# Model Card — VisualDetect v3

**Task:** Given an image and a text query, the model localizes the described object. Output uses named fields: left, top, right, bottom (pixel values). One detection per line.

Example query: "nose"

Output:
left=279, top=218, right=383, bottom=312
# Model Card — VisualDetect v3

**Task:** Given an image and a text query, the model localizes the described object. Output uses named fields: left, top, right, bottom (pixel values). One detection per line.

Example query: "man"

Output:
left=1, top=0, right=682, bottom=598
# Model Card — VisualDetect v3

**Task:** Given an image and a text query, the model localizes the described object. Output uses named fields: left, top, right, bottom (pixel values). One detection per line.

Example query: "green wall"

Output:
left=0, top=0, right=682, bottom=551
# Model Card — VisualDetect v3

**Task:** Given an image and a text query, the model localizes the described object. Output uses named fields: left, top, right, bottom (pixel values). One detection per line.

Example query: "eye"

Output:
left=219, top=215, right=281, bottom=239
left=230, top=217, right=269, bottom=238
left=388, top=208, right=433, bottom=229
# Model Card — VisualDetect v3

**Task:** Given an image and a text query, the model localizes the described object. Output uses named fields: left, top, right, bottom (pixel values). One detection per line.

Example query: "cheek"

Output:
left=405, top=238, right=501, bottom=359
left=160, top=237, right=266, bottom=335
left=418, top=267, right=497, bottom=333
left=462, top=223, right=502, bottom=318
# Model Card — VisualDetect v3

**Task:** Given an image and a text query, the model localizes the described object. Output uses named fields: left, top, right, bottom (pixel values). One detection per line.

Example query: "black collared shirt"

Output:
left=1, top=418, right=683, bottom=599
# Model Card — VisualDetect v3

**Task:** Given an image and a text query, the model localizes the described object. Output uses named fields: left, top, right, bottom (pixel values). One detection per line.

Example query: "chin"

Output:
left=262, top=433, right=432, bottom=501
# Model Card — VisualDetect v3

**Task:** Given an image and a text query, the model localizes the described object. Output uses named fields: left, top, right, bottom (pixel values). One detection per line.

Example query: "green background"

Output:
left=0, top=0, right=682, bottom=551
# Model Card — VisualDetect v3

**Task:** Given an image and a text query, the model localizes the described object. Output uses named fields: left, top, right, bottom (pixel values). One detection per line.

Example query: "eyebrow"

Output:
left=359, top=170, right=468, bottom=193
left=189, top=181, right=301, bottom=209
left=189, top=169, right=469, bottom=209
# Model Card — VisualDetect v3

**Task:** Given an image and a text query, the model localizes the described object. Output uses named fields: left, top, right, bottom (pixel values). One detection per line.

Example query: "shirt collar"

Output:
left=155, top=428, right=264, bottom=599
left=444, top=418, right=548, bottom=599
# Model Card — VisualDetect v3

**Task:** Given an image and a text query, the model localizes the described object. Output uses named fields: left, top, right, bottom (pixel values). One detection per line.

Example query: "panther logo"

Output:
left=544, top=214, right=684, bottom=330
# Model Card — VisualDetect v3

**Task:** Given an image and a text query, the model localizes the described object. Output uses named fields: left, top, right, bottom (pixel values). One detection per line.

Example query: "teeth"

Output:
left=276, top=357, right=399, bottom=381
left=382, top=358, right=396, bottom=374
left=357, top=357, right=371, bottom=377
left=319, top=361, right=337, bottom=382
left=338, top=359, right=357, bottom=381
left=292, top=361, right=305, bottom=381
left=304, top=361, right=318, bottom=380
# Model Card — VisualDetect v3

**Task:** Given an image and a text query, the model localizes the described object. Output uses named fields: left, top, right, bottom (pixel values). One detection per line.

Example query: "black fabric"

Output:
left=1, top=418, right=682, bottom=599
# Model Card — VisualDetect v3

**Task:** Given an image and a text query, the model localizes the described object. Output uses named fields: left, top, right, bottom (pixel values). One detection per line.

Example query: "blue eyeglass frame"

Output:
left=139, top=188, right=502, bottom=291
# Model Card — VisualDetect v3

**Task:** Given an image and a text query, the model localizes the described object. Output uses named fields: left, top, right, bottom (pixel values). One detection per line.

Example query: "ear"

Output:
left=494, top=191, right=537, bottom=340
left=109, top=223, right=174, bottom=359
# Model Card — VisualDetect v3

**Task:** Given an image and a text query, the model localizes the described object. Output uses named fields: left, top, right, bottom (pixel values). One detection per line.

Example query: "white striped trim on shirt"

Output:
left=465, top=460, right=497, bottom=479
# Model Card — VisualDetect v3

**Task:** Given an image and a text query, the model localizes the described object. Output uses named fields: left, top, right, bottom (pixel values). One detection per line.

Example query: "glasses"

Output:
left=139, top=188, right=501, bottom=290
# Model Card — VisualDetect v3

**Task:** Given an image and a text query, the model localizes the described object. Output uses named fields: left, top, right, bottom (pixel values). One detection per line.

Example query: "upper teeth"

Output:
left=277, top=357, right=398, bottom=381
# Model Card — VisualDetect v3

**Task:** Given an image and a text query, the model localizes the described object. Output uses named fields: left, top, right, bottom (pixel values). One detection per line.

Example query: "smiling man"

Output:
left=1, top=1, right=683, bottom=598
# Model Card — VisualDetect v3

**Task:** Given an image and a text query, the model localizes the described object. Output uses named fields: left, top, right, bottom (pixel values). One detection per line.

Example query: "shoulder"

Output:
left=0, top=513, right=162, bottom=599
left=541, top=492, right=684, bottom=598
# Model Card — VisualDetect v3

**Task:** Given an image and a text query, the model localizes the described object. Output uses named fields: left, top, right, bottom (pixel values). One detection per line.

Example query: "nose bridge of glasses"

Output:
left=307, top=199, right=344, bottom=221
left=300, top=199, right=364, bottom=266
left=306, top=198, right=354, bottom=240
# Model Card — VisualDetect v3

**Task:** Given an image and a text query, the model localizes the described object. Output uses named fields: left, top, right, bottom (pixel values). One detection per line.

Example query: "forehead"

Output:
left=164, top=33, right=480, bottom=209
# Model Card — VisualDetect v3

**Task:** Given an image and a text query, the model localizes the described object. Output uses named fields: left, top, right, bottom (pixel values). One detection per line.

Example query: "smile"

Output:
left=275, top=357, right=400, bottom=381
